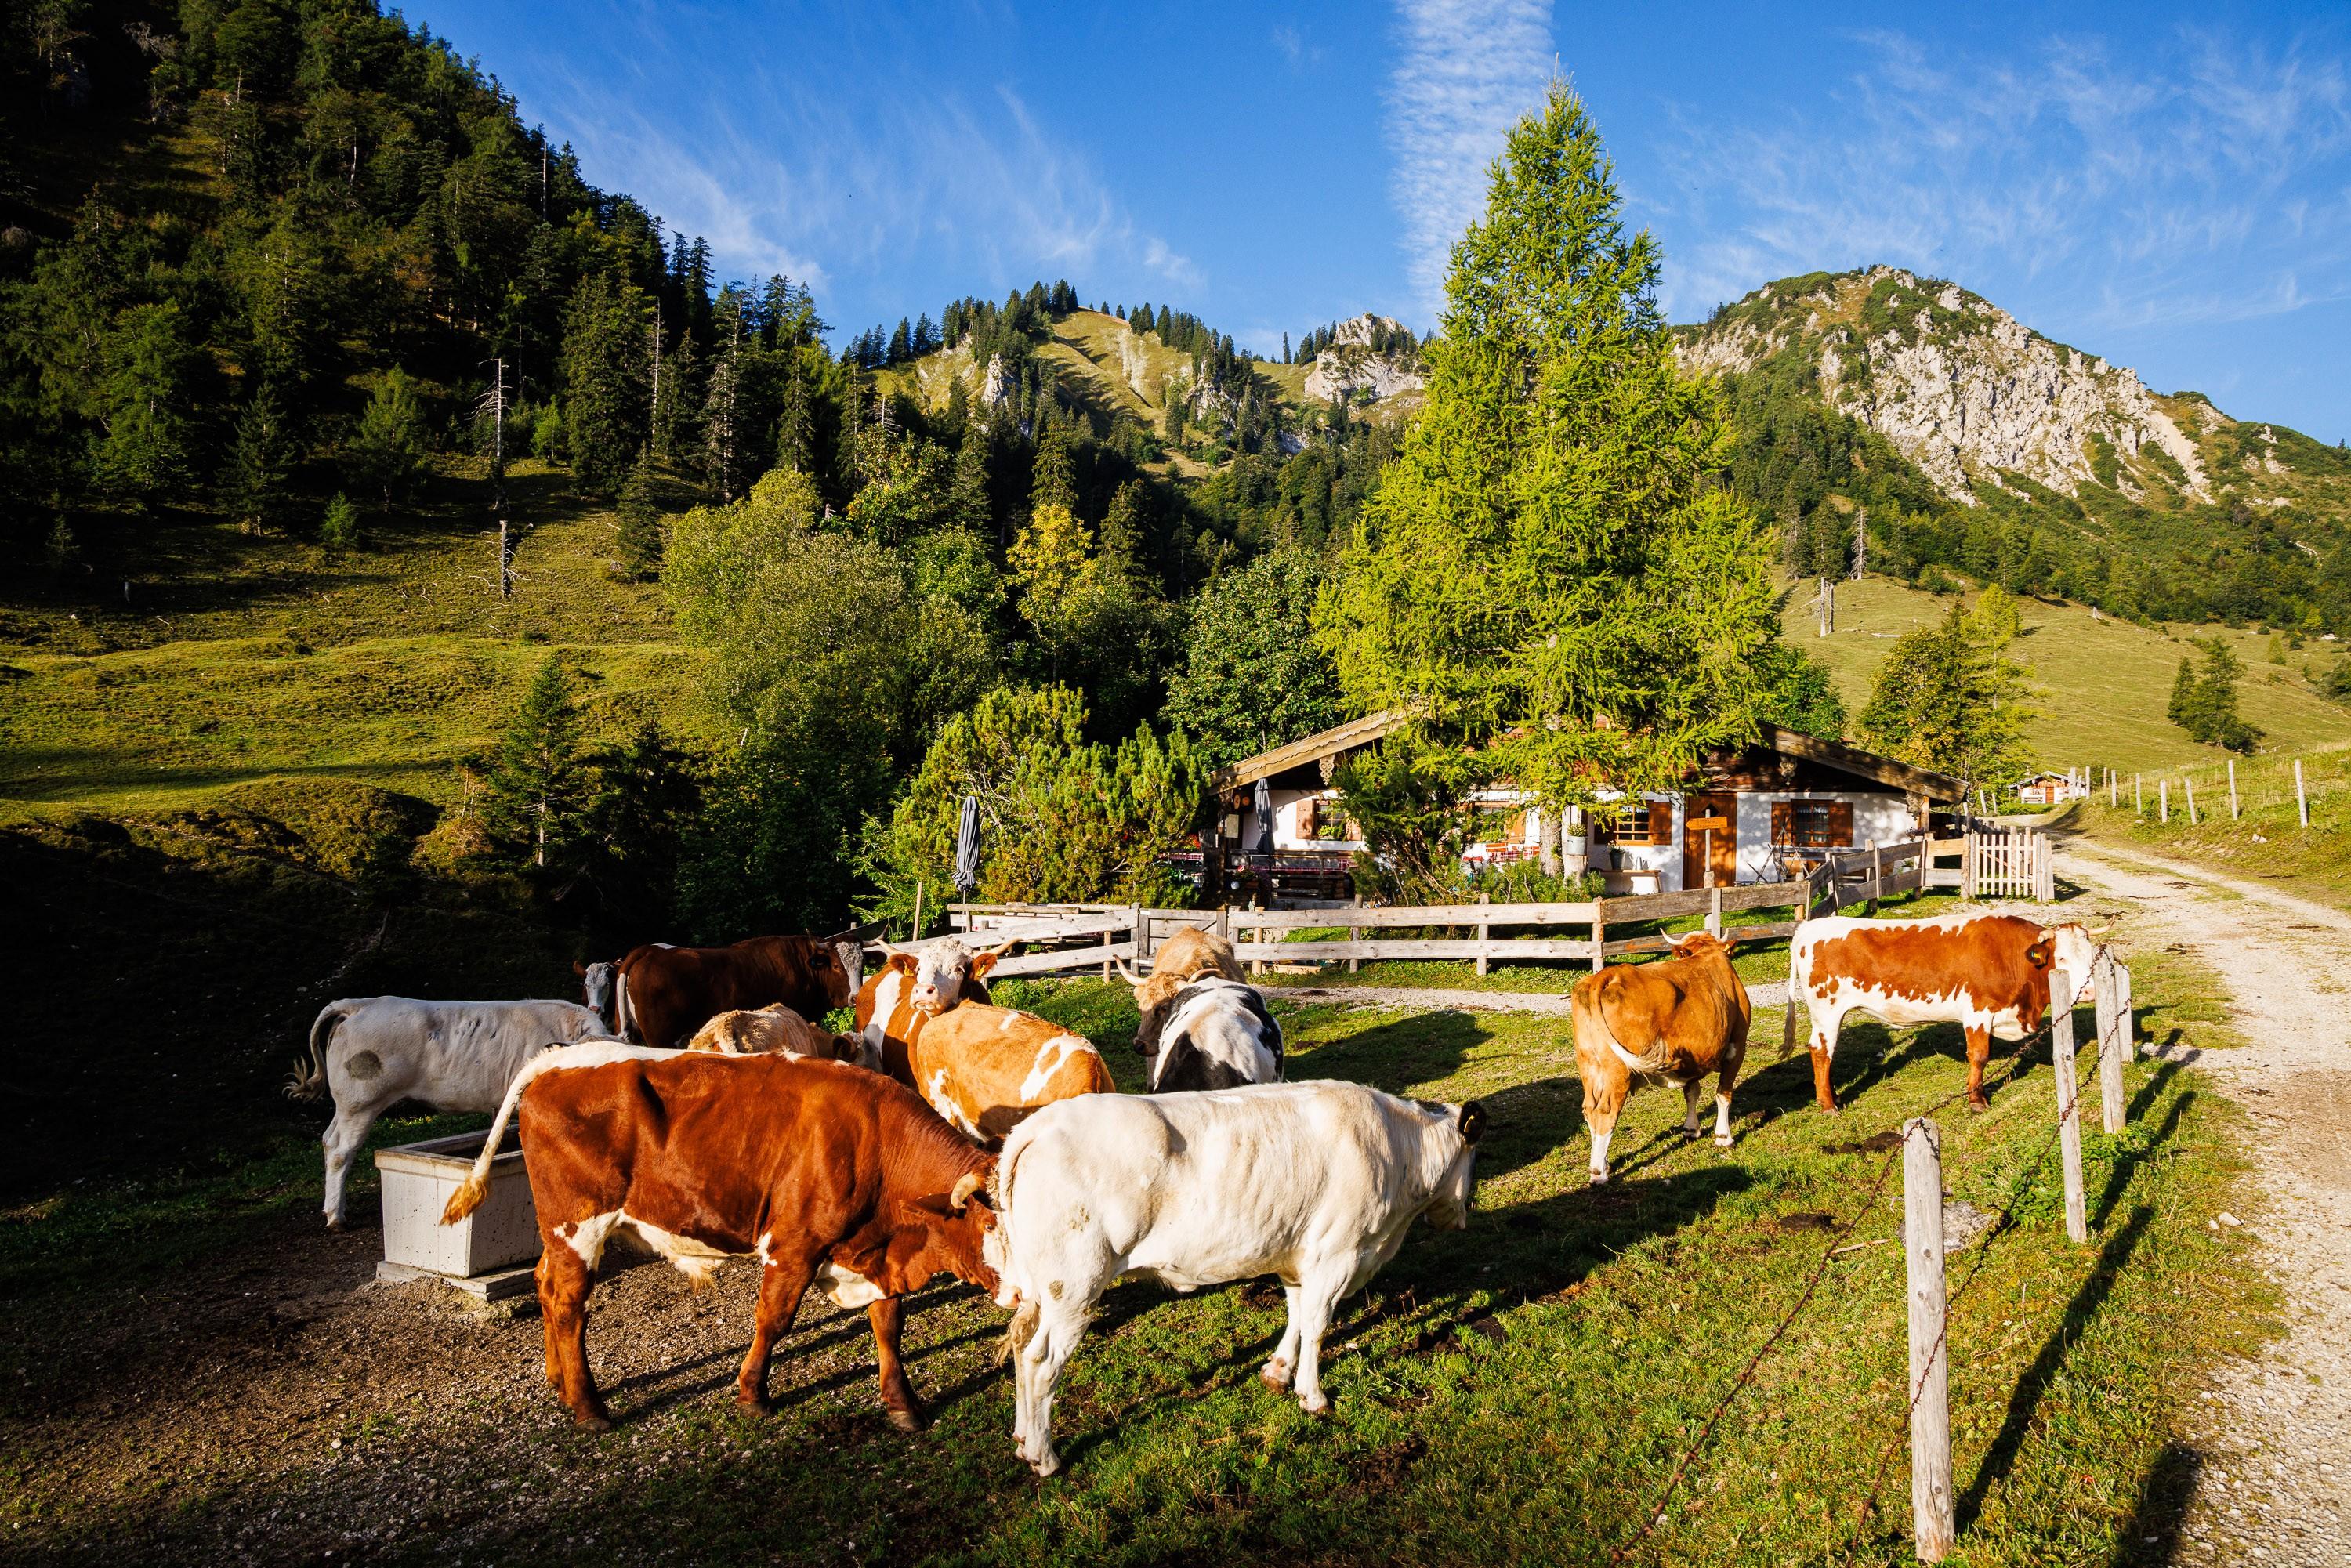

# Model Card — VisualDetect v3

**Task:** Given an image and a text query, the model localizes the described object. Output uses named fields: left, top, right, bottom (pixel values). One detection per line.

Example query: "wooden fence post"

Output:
left=2135, top=774, right=2143, bottom=816
left=1130, top=904, right=1146, bottom=974
left=911, top=881, right=926, bottom=940
left=2109, top=770, right=2117, bottom=809
left=1249, top=901, right=1265, bottom=977
left=2119, top=964, right=2135, bottom=1059
left=2297, top=759, right=2309, bottom=827
left=2184, top=775, right=2198, bottom=827
left=1962, top=832, right=1976, bottom=900
left=2159, top=779, right=2169, bottom=824
left=1476, top=891, right=1492, bottom=978
left=1706, top=884, right=1723, bottom=937
left=1869, top=845, right=1884, bottom=912
left=2095, top=951, right=2126, bottom=1135
left=1904, top=1118, right=1955, bottom=1563
left=1349, top=893, right=1362, bottom=976
left=2052, top=997, right=2088, bottom=1244
left=1590, top=899, right=1607, bottom=976
left=2228, top=760, right=2239, bottom=820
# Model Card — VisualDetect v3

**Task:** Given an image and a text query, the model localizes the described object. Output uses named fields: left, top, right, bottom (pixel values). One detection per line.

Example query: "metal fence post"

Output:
left=2052, top=998, right=2088, bottom=1244
left=1905, top=1118, right=1955, bottom=1562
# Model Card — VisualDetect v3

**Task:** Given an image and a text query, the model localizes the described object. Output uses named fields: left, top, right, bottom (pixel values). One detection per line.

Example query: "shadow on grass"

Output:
left=2106, top=1440, right=2201, bottom=1567
left=1956, top=1202, right=2156, bottom=1534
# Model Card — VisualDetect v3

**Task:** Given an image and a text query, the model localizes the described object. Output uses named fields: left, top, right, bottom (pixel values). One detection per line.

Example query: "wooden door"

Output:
left=1683, top=792, right=1737, bottom=889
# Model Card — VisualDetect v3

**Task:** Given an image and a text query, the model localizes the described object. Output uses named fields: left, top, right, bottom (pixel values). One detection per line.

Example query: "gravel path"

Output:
left=2056, top=839, right=2351, bottom=1563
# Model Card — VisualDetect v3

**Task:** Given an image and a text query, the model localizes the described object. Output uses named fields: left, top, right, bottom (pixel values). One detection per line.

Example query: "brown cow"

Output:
left=1787, top=913, right=2099, bottom=1113
left=1118, top=924, right=1245, bottom=1057
left=686, top=1005, right=871, bottom=1066
left=440, top=1043, right=997, bottom=1432
left=610, top=935, right=860, bottom=1050
left=1570, top=931, right=1751, bottom=1184
left=897, top=1003, right=1115, bottom=1143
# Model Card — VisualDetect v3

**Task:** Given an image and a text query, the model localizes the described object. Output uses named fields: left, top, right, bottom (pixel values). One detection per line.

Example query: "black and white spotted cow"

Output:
left=1140, top=978, right=1283, bottom=1092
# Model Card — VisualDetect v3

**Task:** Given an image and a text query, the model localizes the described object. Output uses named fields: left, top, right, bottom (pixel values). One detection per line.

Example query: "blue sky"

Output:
left=422, top=1, right=2351, bottom=442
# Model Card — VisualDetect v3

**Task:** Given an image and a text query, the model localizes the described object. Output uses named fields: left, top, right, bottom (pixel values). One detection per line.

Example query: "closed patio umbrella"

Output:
left=1253, top=778, right=1274, bottom=855
left=954, top=795, right=981, bottom=902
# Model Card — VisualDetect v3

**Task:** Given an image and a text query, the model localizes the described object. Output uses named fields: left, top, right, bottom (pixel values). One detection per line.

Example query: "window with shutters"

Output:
left=1607, top=800, right=1675, bottom=846
left=1773, top=798, right=1855, bottom=848
left=1296, top=795, right=1320, bottom=838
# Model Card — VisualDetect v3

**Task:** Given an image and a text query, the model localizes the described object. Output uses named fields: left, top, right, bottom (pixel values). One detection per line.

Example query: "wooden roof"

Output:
left=1759, top=725, right=1964, bottom=802
left=1210, top=711, right=1962, bottom=803
left=1211, top=708, right=1413, bottom=791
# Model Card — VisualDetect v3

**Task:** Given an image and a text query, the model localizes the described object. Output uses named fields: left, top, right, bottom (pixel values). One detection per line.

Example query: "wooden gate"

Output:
left=1963, top=828, right=2052, bottom=901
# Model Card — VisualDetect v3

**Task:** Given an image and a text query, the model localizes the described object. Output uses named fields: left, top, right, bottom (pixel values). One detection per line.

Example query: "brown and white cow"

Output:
left=1118, top=924, right=1246, bottom=1058
left=607, top=935, right=861, bottom=1050
left=897, top=1003, right=1116, bottom=1144
left=853, top=937, right=1009, bottom=1077
left=686, top=1004, right=874, bottom=1068
left=1787, top=912, right=2099, bottom=1113
left=1570, top=931, right=1751, bottom=1183
left=440, top=1043, right=997, bottom=1432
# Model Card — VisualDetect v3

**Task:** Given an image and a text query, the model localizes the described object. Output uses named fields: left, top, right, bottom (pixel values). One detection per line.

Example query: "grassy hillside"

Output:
left=0, top=458, right=719, bottom=823
left=1784, top=574, right=2351, bottom=772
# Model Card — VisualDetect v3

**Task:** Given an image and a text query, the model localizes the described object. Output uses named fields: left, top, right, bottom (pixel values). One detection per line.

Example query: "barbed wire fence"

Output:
left=1607, top=949, right=2133, bottom=1564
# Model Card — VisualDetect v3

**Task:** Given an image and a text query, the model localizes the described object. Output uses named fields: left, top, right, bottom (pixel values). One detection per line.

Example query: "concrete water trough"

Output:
left=374, top=1128, right=539, bottom=1303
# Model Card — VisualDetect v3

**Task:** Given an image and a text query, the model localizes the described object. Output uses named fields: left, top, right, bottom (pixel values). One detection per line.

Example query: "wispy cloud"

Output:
left=1272, top=24, right=1324, bottom=71
left=1384, top=0, right=1556, bottom=317
left=523, top=43, right=1197, bottom=323
left=1646, top=28, right=2351, bottom=340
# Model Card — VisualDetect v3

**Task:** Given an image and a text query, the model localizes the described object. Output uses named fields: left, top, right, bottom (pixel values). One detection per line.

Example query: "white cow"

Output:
left=1143, top=978, right=1283, bottom=1092
left=289, top=996, right=614, bottom=1228
left=987, top=1081, right=1486, bottom=1476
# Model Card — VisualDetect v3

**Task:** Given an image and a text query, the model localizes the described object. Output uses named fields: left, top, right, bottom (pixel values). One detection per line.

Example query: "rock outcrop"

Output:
left=1304, top=313, right=1425, bottom=406
left=1679, top=267, right=2209, bottom=505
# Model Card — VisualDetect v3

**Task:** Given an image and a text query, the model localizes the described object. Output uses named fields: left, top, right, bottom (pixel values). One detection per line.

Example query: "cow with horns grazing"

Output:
left=1570, top=930, right=1751, bottom=1183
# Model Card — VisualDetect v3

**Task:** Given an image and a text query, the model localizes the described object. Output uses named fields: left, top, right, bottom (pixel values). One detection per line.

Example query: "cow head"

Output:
left=908, top=939, right=1012, bottom=1016
left=1121, top=963, right=1192, bottom=1057
left=2045, top=922, right=2100, bottom=1013
left=578, top=961, right=616, bottom=1022
left=1422, top=1099, right=1487, bottom=1232
left=886, top=1168, right=1001, bottom=1295
left=1666, top=929, right=1731, bottom=965
left=831, top=940, right=865, bottom=1002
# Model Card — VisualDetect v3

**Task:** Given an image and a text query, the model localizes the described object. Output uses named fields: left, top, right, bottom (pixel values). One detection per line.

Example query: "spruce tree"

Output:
left=615, top=447, right=662, bottom=578
left=351, top=367, right=429, bottom=512
left=773, top=360, right=816, bottom=475
left=887, top=317, right=911, bottom=365
left=950, top=427, right=992, bottom=534
left=226, top=385, right=295, bottom=533
left=1316, top=81, right=1781, bottom=809
left=1031, top=425, right=1078, bottom=517
left=1099, top=480, right=1147, bottom=578
left=562, top=269, right=652, bottom=498
left=485, top=654, right=584, bottom=869
left=96, top=302, right=197, bottom=500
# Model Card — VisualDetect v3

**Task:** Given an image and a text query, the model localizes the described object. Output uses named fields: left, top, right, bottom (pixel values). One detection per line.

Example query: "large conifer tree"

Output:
left=1316, top=82, right=1780, bottom=812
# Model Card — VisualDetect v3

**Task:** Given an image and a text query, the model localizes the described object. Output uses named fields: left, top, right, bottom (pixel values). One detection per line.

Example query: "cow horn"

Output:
left=1114, top=958, right=1142, bottom=983
left=949, top=1171, right=986, bottom=1212
left=984, top=938, right=1018, bottom=958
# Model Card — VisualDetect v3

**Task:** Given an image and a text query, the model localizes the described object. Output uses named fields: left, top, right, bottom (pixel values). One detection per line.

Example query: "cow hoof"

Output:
left=572, top=1408, right=613, bottom=1433
left=325, top=1215, right=345, bottom=1233
left=1260, top=1357, right=1291, bottom=1390
left=1713, top=1133, right=1735, bottom=1150
left=735, top=1392, right=773, bottom=1418
left=1588, top=1170, right=1610, bottom=1186
left=1298, top=1395, right=1330, bottom=1418
left=1029, top=1451, right=1062, bottom=1479
left=885, top=1404, right=927, bottom=1434
left=1967, top=1097, right=1991, bottom=1114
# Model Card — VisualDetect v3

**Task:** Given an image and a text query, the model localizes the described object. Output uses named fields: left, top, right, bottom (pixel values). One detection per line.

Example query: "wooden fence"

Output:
left=1962, top=827, right=2053, bottom=900
left=945, top=837, right=1982, bottom=976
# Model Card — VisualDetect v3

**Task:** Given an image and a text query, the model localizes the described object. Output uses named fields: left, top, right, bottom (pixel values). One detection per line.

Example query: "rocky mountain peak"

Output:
left=1304, top=313, right=1425, bottom=407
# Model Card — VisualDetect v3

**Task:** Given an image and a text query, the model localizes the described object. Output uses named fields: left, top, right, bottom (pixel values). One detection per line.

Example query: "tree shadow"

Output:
left=1287, top=1008, right=1494, bottom=1096
left=1954, top=1203, right=2155, bottom=1532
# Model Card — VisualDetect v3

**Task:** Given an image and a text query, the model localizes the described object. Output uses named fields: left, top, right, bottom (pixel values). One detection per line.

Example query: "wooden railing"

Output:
left=944, top=838, right=1955, bottom=976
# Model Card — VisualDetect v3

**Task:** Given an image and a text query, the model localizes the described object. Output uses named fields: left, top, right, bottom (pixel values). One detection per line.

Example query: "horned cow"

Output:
left=1570, top=931, right=1750, bottom=1183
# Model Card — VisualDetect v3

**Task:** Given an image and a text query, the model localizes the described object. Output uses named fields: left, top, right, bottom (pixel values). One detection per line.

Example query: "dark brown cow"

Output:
left=442, top=1043, right=997, bottom=1432
left=610, top=935, right=860, bottom=1050
left=1787, top=914, right=2099, bottom=1112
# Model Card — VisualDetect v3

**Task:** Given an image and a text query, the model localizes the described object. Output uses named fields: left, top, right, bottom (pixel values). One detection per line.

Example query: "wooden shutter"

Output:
left=1649, top=802, right=1673, bottom=846
left=1299, top=796, right=1320, bottom=838
left=1826, top=801, right=1854, bottom=846
left=1771, top=801, right=1793, bottom=844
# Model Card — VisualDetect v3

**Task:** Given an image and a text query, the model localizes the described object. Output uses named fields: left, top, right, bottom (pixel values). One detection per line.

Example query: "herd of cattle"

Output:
left=295, top=908, right=2104, bottom=1476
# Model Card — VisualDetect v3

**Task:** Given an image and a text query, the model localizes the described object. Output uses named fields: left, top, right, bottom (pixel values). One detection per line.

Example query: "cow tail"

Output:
left=285, top=1003, right=347, bottom=1101
left=998, top=1298, right=1040, bottom=1370
left=440, top=1048, right=549, bottom=1225
left=1779, top=943, right=1807, bottom=1059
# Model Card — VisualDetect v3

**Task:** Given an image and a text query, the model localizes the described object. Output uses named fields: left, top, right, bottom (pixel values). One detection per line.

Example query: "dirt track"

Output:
left=2057, top=838, right=2351, bottom=1563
